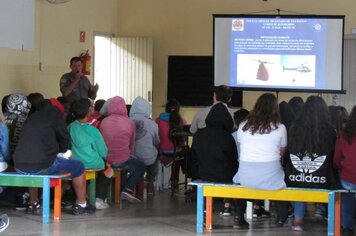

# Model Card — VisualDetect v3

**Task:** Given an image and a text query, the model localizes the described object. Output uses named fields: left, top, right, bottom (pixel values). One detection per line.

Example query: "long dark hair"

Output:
left=329, top=105, right=348, bottom=136
left=279, top=101, right=295, bottom=131
left=27, top=93, right=44, bottom=116
left=1, top=95, right=10, bottom=114
left=165, top=99, right=183, bottom=142
left=242, top=93, right=280, bottom=135
left=288, top=96, right=335, bottom=154
left=342, top=105, right=356, bottom=144
left=288, top=96, right=304, bottom=117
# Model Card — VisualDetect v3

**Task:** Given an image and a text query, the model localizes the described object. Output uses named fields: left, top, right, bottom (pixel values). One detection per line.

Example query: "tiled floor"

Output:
left=0, top=189, right=353, bottom=236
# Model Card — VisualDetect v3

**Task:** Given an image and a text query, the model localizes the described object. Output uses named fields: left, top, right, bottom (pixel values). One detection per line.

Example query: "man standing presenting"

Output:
left=60, top=57, right=99, bottom=105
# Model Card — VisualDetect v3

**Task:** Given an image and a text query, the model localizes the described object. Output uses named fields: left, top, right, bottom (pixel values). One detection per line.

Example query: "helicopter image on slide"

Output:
left=283, top=63, right=312, bottom=73
left=254, top=59, right=275, bottom=81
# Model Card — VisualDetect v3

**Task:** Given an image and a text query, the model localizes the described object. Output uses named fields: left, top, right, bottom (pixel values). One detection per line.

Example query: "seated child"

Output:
left=88, top=99, right=106, bottom=128
left=13, top=99, right=92, bottom=215
left=100, top=96, right=146, bottom=203
left=129, top=96, right=160, bottom=183
left=68, top=99, right=109, bottom=209
left=68, top=99, right=107, bottom=170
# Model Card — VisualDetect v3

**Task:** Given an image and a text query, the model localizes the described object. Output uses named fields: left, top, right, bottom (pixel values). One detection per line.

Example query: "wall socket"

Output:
left=39, top=62, right=44, bottom=71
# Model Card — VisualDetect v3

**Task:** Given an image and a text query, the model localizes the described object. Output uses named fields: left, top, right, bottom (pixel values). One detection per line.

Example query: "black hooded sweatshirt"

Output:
left=13, top=101, right=71, bottom=171
left=191, top=103, right=238, bottom=183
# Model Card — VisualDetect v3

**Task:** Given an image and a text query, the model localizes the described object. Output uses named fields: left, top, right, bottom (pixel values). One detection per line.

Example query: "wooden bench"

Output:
left=0, top=172, right=69, bottom=223
left=189, top=182, right=347, bottom=236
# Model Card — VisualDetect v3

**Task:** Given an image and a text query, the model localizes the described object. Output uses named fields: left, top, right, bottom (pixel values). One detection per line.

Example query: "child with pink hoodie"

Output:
left=99, top=96, right=146, bottom=203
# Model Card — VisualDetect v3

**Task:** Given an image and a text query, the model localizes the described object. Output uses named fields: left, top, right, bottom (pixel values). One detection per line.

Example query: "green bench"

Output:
left=0, top=172, right=69, bottom=223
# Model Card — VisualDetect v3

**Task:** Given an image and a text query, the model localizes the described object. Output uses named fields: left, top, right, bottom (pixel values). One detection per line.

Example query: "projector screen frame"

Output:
left=213, top=14, right=346, bottom=94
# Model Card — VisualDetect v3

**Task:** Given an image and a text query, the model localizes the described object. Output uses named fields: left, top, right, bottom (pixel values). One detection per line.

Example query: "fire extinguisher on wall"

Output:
left=80, top=50, right=91, bottom=75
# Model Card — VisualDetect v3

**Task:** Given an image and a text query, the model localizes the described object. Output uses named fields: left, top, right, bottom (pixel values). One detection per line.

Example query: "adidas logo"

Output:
left=290, top=153, right=326, bottom=173
left=289, top=153, right=327, bottom=184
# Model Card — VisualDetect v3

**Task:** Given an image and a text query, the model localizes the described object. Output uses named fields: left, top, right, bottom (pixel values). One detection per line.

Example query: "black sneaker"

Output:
left=121, top=189, right=141, bottom=203
left=15, top=192, right=29, bottom=210
left=219, top=206, right=232, bottom=216
left=72, top=204, right=95, bottom=215
left=61, top=200, right=73, bottom=209
left=233, top=216, right=249, bottom=229
left=26, top=201, right=42, bottom=215
left=171, top=182, right=179, bottom=193
left=275, top=219, right=285, bottom=228
left=0, top=214, right=9, bottom=233
left=253, top=206, right=270, bottom=217
left=342, top=227, right=354, bottom=236
left=288, top=207, right=295, bottom=218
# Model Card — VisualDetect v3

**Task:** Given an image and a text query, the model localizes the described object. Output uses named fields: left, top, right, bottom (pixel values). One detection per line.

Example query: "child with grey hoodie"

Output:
left=129, top=96, right=160, bottom=183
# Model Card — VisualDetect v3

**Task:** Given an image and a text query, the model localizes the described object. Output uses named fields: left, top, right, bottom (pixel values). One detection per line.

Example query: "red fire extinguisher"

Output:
left=80, top=50, right=91, bottom=75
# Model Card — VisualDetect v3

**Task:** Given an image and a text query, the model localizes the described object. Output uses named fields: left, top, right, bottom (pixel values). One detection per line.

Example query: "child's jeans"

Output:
left=340, top=179, right=356, bottom=228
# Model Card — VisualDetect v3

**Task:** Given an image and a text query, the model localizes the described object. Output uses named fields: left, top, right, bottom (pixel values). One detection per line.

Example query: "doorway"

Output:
left=94, top=34, right=153, bottom=104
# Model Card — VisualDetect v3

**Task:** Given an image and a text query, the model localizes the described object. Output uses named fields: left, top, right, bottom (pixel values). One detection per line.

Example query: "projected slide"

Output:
left=231, top=18, right=324, bottom=88
left=236, top=54, right=316, bottom=87
left=214, top=15, right=344, bottom=93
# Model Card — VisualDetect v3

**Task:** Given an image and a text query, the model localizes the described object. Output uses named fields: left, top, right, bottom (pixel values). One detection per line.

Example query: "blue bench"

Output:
left=0, top=172, right=69, bottom=223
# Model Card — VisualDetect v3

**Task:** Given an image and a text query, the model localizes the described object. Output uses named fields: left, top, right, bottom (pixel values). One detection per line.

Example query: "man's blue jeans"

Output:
left=112, top=157, right=146, bottom=191
left=340, top=179, right=356, bottom=228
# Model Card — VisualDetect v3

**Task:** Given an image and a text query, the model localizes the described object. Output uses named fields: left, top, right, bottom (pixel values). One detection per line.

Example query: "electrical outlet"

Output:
left=39, top=62, right=44, bottom=71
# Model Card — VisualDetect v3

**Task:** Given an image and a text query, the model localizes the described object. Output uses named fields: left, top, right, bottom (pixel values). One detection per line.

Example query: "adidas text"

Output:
left=289, top=173, right=326, bottom=183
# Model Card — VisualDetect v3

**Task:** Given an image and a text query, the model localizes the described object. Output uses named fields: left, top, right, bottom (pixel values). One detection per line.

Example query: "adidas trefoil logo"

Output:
left=288, top=153, right=327, bottom=184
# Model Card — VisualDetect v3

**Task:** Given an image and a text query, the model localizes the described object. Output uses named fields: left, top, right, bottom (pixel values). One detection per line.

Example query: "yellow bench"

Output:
left=64, top=169, right=102, bottom=206
left=84, top=169, right=102, bottom=206
left=189, top=182, right=347, bottom=236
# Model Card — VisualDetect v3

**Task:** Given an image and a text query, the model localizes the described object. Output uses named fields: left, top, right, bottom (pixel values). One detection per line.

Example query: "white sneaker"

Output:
left=0, top=214, right=9, bottom=233
left=0, top=162, right=8, bottom=172
left=95, top=198, right=109, bottom=210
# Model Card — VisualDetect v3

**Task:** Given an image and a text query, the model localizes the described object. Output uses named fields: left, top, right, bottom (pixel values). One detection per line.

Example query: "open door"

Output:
left=94, top=35, right=153, bottom=104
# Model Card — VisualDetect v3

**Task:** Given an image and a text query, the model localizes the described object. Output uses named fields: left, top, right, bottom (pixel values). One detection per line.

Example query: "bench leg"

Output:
left=42, top=177, right=50, bottom=223
left=264, top=199, right=270, bottom=211
left=328, top=192, right=337, bottom=236
left=206, top=197, right=213, bottom=230
left=88, top=179, right=96, bottom=206
left=335, top=193, right=341, bottom=236
left=197, top=185, right=204, bottom=233
left=54, top=179, right=62, bottom=221
left=246, top=201, right=253, bottom=219
left=114, top=170, right=121, bottom=208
